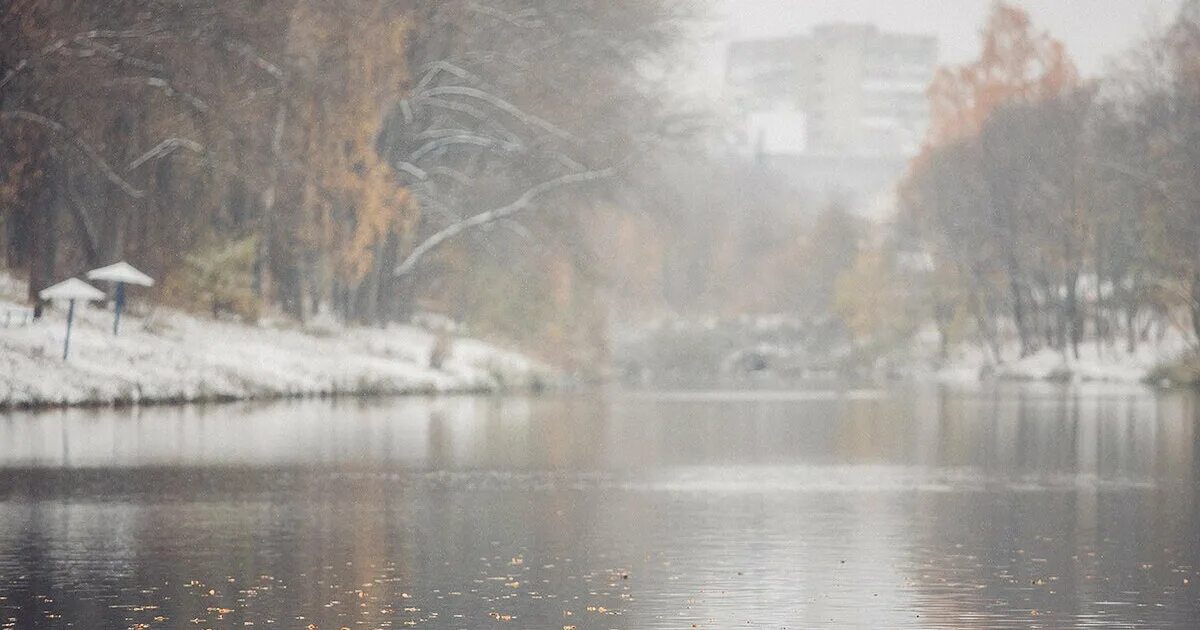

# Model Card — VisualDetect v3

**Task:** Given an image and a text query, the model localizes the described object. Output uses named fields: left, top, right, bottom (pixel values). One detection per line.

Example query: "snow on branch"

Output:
left=418, top=86, right=574, bottom=142
left=0, top=59, right=28, bottom=90
left=410, top=134, right=520, bottom=161
left=417, top=96, right=490, bottom=122
left=127, top=137, right=205, bottom=171
left=0, top=109, right=145, bottom=198
left=222, top=39, right=286, bottom=82
left=394, top=167, right=617, bottom=277
left=107, top=76, right=209, bottom=113
left=415, top=60, right=489, bottom=93
left=1, top=28, right=171, bottom=91
left=75, top=28, right=166, bottom=40
left=416, top=97, right=523, bottom=144
left=394, top=161, right=429, bottom=181
left=72, top=37, right=165, bottom=74
left=0, top=38, right=71, bottom=90
left=465, top=3, right=545, bottom=29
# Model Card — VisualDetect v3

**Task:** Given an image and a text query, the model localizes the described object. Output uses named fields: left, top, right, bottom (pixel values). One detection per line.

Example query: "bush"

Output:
left=429, top=332, right=453, bottom=370
left=1146, top=352, right=1200, bottom=387
left=162, top=235, right=261, bottom=322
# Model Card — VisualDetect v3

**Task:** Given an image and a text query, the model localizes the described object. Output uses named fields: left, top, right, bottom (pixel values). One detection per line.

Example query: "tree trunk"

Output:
left=375, top=233, right=401, bottom=325
left=969, top=286, right=1002, bottom=364
left=29, top=161, right=61, bottom=309
left=933, top=298, right=954, bottom=362
left=1126, top=303, right=1138, bottom=354
left=62, top=168, right=100, bottom=266
left=1008, top=272, right=1031, bottom=357
left=255, top=103, right=287, bottom=302
left=1065, top=269, right=1081, bottom=360
left=1190, top=271, right=1200, bottom=344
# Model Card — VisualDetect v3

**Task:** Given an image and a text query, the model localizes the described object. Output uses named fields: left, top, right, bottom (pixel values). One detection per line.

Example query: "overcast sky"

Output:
left=691, top=0, right=1182, bottom=91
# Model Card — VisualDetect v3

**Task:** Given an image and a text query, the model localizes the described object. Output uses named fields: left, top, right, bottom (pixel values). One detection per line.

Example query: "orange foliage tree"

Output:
left=900, top=1, right=1087, bottom=359
left=925, top=1, right=1077, bottom=147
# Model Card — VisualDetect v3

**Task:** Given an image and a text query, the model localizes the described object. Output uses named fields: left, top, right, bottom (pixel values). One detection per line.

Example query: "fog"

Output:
left=712, top=0, right=1179, bottom=74
left=6, top=0, right=1200, bottom=383
left=4, top=2, right=1200, bottom=627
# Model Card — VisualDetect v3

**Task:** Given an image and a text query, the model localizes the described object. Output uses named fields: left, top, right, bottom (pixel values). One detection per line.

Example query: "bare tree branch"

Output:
left=414, top=127, right=490, bottom=141
left=76, top=28, right=165, bottom=40
left=0, top=38, right=70, bottom=90
left=2, top=28, right=169, bottom=91
left=465, top=2, right=545, bottom=29
left=410, top=134, right=520, bottom=161
left=0, top=109, right=145, bottom=197
left=434, top=50, right=533, bottom=73
left=107, top=76, right=209, bottom=113
left=1084, top=155, right=1191, bottom=214
left=394, top=161, right=429, bottom=181
left=72, top=37, right=165, bottom=73
left=416, top=95, right=491, bottom=122
left=398, top=99, right=415, bottom=124
left=416, top=60, right=489, bottom=93
left=417, top=85, right=574, bottom=141
left=0, top=59, right=27, bottom=90
left=127, top=137, right=205, bottom=171
left=222, top=39, right=286, bottom=82
left=395, top=167, right=617, bottom=276
left=415, top=96, right=523, bottom=144
left=428, top=165, right=474, bottom=187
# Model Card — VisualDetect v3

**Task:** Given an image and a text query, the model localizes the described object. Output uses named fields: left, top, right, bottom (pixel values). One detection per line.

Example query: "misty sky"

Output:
left=693, top=0, right=1182, bottom=91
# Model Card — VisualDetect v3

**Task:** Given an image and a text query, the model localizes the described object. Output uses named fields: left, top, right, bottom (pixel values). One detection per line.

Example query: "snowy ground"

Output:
left=614, top=312, right=1192, bottom=386
left=0, top=275, right=555, bottom=409
left=907, top=329, right=1191, bottom=385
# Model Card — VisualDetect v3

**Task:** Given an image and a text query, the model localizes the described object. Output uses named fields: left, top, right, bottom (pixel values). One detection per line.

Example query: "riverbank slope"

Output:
left=0, top=278, right=554, bottom=409
left=927, top=342, right=1183, bottom=385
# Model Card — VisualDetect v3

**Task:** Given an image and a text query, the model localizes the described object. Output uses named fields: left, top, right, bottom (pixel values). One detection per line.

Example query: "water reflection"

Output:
left=0, top=384, right=1197, bottom=628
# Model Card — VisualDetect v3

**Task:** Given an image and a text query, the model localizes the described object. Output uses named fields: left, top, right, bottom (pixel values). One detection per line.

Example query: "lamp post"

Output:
left=86, top=262, right=155, bottom=335
left=38, top=278, right=106, bottom=360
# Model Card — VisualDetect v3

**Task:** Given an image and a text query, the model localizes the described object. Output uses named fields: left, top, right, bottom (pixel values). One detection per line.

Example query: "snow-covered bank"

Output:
left=923, top=338, right=1189, bottom=385
left=0, top=280, right=556, bottom=409
left=612, top=312, right=1193, bottom=387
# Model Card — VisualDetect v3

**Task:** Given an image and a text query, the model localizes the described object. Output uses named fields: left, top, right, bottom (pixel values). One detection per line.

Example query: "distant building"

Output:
left=728, top=23, right=937, bottom=158
left=744, top=107, right=808, bottom=156
left=725, top=24, right=937, bottom=215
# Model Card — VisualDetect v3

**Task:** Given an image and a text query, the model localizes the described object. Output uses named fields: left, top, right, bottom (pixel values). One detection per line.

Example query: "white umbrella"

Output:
left=39, top=278, right=106, bottom=360
left=86, top=261, right=154, bottom=335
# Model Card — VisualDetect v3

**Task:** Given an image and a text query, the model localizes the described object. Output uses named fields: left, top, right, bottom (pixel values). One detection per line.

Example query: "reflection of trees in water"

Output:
left=0, top=387, right=1198, bottom=627
left=900, top=385, right=1198, bottom=627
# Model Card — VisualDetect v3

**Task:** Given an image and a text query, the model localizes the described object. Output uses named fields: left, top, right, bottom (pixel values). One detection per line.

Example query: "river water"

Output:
left=0, top=383, right=1197, bottom=628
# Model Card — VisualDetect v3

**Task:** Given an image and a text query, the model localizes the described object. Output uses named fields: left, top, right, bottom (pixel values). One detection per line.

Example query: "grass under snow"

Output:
left=0, top=274, right=554, bottom=409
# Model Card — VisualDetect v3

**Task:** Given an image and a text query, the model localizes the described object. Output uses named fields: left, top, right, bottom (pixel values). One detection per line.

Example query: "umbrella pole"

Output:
left=63, top=299, right=75, bottom=360
left=113, top=282, right=126, bottom=335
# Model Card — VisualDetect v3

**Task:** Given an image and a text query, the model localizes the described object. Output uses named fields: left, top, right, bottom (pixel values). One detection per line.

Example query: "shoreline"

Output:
left=901, top=339, right=1190, bottom=387
left=0, top=380, right=551, bottom=413
left=1, top=284, right=558, bottom=411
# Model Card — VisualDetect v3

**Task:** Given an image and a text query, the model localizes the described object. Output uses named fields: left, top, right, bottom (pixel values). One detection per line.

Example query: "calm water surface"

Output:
left=0, top=384, right=1198, bottom=628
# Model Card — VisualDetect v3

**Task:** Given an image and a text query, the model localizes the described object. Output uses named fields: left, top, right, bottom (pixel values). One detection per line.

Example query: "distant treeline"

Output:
left=835, top=1, right=1200, bottom=360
